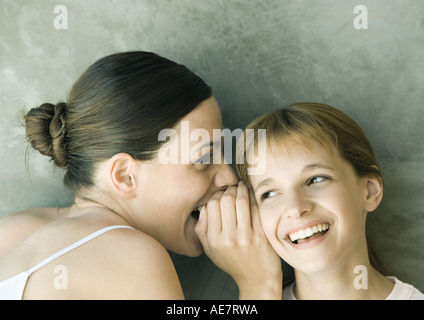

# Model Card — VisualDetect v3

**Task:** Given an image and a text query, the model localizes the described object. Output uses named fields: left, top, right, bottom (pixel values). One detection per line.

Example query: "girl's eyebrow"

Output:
left=303, top=163, right=335, bottom=172
left=254, top=163, right=335, bottom=193
left=254, top=178, right=275, bottom=194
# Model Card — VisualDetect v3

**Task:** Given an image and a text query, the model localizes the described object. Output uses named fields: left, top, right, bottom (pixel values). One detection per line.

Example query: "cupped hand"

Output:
left=195, top=181, right=283, bottom=299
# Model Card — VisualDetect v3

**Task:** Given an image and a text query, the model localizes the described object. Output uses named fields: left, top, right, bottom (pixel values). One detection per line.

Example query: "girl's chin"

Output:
left=280, top=247, right=342, bottom=275
left=276, top=242, right=336, bottom=273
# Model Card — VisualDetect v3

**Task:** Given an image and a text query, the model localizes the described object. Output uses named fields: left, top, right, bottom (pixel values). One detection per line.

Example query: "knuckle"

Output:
left=237, top=236, right=252, bottom=248
left=223, top=235, right=236, bottom=248
left=235, top=196, right=249, bottom=209
left=236, top=192, right=249, bottom=202
left=220, top=193, right=235, bottom=206
left=207, top=198, right=220, bottom=208
left=214, top=190, right=225, bottom=197
left=209, top=240, right=219, bottom=251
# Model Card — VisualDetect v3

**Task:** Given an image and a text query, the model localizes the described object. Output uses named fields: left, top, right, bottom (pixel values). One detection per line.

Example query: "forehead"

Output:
left=249, top=135, right=350, bottom=185
left=175, top=96, right=223, bottom=133
left=156, top=97, right=223, bottom=165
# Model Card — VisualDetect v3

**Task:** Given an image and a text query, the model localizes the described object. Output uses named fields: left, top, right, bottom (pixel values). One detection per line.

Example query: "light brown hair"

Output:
left=236, top=102, right=387, bottom=275
left=236, top=102, right=381, bottom=185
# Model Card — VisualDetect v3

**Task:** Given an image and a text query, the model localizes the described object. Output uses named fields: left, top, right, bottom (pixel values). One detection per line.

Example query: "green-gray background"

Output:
left=1, top=0, right=423, bottom=297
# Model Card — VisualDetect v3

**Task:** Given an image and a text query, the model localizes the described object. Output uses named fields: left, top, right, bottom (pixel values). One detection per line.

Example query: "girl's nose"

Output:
left=283, top=189, right=313, bottom=219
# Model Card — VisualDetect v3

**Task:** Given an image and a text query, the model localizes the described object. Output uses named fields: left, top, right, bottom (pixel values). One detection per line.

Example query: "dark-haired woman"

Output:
left=0, top=52, right=282, bottom=299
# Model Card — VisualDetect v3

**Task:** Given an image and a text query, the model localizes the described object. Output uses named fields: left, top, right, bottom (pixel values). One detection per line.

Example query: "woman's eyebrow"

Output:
left=302, top=163, right=335, bottom=172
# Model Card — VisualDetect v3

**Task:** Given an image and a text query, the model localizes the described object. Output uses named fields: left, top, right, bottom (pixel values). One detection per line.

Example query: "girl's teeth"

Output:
left=288, top=223, right=329, bottom=243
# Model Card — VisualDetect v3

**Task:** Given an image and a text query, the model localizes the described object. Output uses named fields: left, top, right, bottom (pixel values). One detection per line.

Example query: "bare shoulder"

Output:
left=0, top=207, right=60, bottom=226
left=1, top=208, right=185, bottom=299
left=0, top=207, right=60, bottom=256
left=0, top=207, right=60, bottom=228
left=62, top=227, right=185, bottom=299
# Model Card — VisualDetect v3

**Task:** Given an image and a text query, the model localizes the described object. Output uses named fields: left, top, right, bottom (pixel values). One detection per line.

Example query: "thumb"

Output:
left=194, top=205, right=209, bottom=252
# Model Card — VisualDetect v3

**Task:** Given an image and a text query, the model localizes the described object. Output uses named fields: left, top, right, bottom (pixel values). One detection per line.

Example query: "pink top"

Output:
left=283, top=276, right=424, bottom=300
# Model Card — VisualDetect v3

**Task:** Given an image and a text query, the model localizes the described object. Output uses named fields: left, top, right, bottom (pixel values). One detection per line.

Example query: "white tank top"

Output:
left=0, top=225, right=133, bottom=300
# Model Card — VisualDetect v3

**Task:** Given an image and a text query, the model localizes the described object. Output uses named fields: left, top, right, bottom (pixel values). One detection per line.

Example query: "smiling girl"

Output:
left=236, top=102, right=424, bottom=300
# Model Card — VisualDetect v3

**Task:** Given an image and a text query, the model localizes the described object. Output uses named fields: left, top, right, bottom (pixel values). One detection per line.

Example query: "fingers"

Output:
left=249, top=187, right=263, bottom=232
left=195, top=205, right=209, bottom=252
left=235, top=182, right=252, bottom=232
left=206, top=190, right=224, bottom=239
left=220, top=186, right=237, bottom=232
left=199, top=182, right=254, bottom=237
left=194, top=205, right=207, bottom=237
left=194, top=183, right=283, bottom=298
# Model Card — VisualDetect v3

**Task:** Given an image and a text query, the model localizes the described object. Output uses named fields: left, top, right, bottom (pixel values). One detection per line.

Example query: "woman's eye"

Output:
left=260, top=191, right=278, bottom=201
left=308, top=176, right=329, bottom=185
left=194, top=153, right=212, bottom=165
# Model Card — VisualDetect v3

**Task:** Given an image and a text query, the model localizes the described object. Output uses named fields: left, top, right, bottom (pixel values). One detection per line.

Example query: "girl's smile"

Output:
left=250, top=136, right=371, bottom=273
left=235, top=102, right=421, bottom=299
left=284, top=220, right=332, bottom=250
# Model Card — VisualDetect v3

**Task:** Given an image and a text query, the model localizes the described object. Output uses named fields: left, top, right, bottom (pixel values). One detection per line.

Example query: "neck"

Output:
left=70, top=193, right=135, bottom=227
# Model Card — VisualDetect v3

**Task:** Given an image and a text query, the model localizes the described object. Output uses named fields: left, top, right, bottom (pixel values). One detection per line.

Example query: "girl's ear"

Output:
left=363, top=175, right=383, bottom=213
left=108, top=153, right=137, bottom=198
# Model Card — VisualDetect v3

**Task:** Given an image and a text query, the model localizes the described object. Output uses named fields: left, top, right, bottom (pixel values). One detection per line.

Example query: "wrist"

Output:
left=237, top=275, right=283, bottom=300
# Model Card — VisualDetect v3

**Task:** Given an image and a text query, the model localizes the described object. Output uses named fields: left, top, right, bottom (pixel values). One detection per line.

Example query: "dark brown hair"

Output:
left=24, top=51, right=212, bottom=194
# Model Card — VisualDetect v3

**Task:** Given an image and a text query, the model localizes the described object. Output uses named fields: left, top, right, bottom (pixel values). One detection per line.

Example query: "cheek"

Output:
left=316, top=186, right=365, bottom=239
left=314, top=184, right=357, bottom=216
left=259, top=207, right=280, bottom=241
left=162, top=166, right=209, bottom=197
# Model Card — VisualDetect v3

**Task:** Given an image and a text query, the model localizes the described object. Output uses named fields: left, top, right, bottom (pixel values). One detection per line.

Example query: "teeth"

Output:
left=194, top=205, right=203, bottom=213
left=288, top=223, right=329, bottom=243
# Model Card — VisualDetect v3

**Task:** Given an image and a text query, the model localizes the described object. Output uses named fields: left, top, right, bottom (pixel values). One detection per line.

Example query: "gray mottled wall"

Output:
left=1, top=0, right=423, bottom=297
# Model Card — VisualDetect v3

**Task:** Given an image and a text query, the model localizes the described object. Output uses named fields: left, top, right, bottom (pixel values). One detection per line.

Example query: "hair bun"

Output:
left=24, top=102, right=68, bottom=168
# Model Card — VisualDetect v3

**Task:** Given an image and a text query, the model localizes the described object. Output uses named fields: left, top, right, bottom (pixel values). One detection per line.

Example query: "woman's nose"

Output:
left=283, top=189, right=313, bottom=219
left=214, top=164, right=239, bottom=188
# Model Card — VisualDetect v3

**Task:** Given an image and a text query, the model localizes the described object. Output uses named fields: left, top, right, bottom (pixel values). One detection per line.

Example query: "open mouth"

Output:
left=288, top=222, right=330, bottom=245
left=191, top=205, right=204, bottom=221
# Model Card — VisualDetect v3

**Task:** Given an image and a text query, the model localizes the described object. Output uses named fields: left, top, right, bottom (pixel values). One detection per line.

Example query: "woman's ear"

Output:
left=108, top=153, right=138, bottom=198
left=363, top=175, right=383, bottom=213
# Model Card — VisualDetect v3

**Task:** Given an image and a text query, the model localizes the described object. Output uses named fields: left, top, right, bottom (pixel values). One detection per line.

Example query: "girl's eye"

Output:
left=307, top=176, right=329, bottom=185
left=260, top=191, right=278, bottom=201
